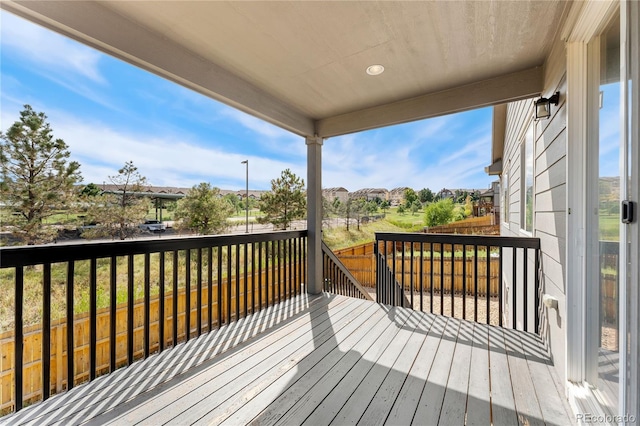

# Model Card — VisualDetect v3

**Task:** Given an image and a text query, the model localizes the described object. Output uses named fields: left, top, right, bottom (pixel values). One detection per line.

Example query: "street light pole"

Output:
left=241, top=160, right=249, bottom=233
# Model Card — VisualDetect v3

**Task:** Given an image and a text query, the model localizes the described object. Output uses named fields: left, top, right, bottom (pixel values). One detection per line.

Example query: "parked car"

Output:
left=77, top=221, right=99, bottom=234
left=139, top=220, right=166, bottom=233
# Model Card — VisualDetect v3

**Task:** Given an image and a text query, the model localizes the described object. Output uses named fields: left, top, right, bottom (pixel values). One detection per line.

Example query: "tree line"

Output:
left=324, top=187, right=477, bottom=230
left=1, top=105, right=306, bottom=245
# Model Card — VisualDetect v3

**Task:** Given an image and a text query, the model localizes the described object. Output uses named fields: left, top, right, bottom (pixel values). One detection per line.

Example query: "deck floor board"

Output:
left=1, top=293, right=574, bottom=426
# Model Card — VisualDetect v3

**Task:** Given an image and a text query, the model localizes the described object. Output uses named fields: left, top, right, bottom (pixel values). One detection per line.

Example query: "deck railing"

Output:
left=321, top=241, right=373, bottom=301
left=0, top=230, right=306, bottom=413
left=375, top=232, right=541, bottom=334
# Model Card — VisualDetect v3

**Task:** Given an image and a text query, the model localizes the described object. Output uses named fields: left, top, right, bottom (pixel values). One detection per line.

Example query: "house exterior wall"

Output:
left=501, top=35, right=568, bottom=381
left=323, top=187, right=349, bottom=204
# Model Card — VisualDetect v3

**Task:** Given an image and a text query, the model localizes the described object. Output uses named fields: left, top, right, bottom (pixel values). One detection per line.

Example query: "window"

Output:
left=521, top=122, right=534, bottom=233
left=502, top=165, right=509, bottom=224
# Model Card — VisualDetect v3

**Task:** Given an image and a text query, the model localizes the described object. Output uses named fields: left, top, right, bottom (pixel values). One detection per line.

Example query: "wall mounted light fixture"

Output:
left=534, top=92, right=560, bottom=120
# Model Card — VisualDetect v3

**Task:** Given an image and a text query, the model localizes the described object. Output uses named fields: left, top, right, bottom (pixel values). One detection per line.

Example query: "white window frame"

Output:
left=502, top=164, right=509, bottom=225
left=520, top=121, right=535, bottom=235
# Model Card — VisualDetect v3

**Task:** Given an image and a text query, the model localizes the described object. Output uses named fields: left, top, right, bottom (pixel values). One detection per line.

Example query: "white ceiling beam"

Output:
left=316, top=67, right=544, bottom=138
left=2, top=1, right=316, bottom=137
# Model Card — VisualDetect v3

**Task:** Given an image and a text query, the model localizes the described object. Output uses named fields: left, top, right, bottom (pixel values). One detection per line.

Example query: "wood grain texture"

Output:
left=1, top=294, right=573, bottom=426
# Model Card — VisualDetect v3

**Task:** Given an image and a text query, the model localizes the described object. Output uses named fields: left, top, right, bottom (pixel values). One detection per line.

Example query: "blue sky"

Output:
left=1, top=11, right=495, bottom=192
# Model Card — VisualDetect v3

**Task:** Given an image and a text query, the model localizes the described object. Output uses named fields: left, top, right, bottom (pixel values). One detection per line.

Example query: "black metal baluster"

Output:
left=217, top=247, right=223, bottom=326
left=450, top=244, right=454, bottom=317
left=227, top=245, right=232, bottom=321
left=144, top=253, right=150, bottom=358
left=462, top=245, right=467, bottom=320
left=374, top=240, right=380, bottom=302
left=196, top=248, right=202, bottom=336
left=272, top=241, right=277, bottom=304
left=277, top=240, right=282, bottom=303
left=235, top=244, right=240, bottom=320
left=208, top=247, right=213, bottom=330
left=15, top=266, right=24, bottom=410
left=419, top=243, right=424, bottom=312
left=43, top=263, right=51, bottom=401
left=304, top=236, right=308, bottom=290
left=159, top=252, right=165, bottom=352
left=430, top=243, right=434, bottom=313
left=185, top=249, right=191, bottom=341
left=283, top=239, right=288, bottom=298
left=392, top=241, right=397, bottom=306
left=297, top=237, right=301, bottom=295
left=440, top=243, right=444, bottom=315
left=265, top=242, right=270, bottom=306
left=258, top=242, right=263, bottom=310
left=402, top=242, right=407, bottom=308
left=474, top=245, right=478, bottom=322
left=486, top=245, right=491, bottom=324
left=288, top=239, right=292, bottom=298
left=110, top=257, right=117, bottom=371
left=250, top=243, right=255, bottom=313
left=90, top=258, right=97, bottom=378
left=173, top=251, right=178, bottom=345
left=66, top=262, right=74, bottom=391
left=127, top=255, right=134, bottom=364
left=244, top=242, right=248, bottom=315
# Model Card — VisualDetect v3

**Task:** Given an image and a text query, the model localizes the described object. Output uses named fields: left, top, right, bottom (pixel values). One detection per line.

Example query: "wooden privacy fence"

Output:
left=0, top=265, right=295, bottom=413
left=388, top=256, right=500, bottom=296
left=0, top=231, right=307, bottom=414
left=334, top=241, right=500, bottom=296
left=423, top=215, right=499, bottom=235
left=600, top=241, right=619, bottom=323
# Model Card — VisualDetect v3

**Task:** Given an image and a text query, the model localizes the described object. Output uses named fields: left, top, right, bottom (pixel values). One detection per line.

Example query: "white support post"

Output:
left=306, top=136, right=323, bottom=294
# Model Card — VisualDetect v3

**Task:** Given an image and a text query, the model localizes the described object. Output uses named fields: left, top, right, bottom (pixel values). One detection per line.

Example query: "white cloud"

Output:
left=221, top=108, right=306, bottom=158
left=323, top=118, right=493, bottom=191
left=44, top=111, right=304, bottom=190
left=1, top=12, right=105, bottom=84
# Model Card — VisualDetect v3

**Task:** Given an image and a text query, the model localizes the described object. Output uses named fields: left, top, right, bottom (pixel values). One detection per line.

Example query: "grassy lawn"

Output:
left=323, top=217, right=417, bottom=250
left=599, top=213, right=619, bottom=241
left=383, top=208, right=425, bottom=230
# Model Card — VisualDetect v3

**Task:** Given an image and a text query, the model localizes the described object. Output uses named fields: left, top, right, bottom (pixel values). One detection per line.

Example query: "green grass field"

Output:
left=599, top=213, right=619, bottom=241
left=383, top=208, right=425, bottom=230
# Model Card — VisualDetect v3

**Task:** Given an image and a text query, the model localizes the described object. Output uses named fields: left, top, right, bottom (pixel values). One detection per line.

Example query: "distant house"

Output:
left=477, top=180, right=500, bottom=219
left=322, top=187, right=349, bottom=204
left=350, top=188, right=388, bottom=201
left=436, top=188, right=454, bottom=200
left=388, top=187, right=410, bottom=206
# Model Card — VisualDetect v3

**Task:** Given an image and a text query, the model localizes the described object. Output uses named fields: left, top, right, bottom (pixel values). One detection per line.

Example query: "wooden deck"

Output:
left=2, top=294, right=573, bottom=425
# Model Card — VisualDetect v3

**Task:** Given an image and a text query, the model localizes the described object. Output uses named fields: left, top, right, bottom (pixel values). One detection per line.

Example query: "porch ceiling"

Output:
left=2, top=1, right=569, bottom=138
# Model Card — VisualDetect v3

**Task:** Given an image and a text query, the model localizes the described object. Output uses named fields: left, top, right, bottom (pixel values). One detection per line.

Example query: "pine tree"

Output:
left=174, top=183, right=233, bottom=235
left=0, top=105, right=82, bottom=244
left=258, top=169, right=306, bottom=230
left=83, top=162, right=149, bottom=240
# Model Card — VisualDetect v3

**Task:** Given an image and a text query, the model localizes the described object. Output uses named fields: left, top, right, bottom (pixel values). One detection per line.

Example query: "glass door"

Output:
left=589, top=11, right=622, bottom=415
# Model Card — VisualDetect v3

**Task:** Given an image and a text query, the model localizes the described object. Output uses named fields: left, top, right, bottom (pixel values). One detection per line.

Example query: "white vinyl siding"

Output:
left=501, top=68, right=567, bottom=381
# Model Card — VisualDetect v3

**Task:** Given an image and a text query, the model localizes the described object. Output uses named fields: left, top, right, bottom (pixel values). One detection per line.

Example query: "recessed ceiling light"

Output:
left=366, top=64, right=385, bottom=76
